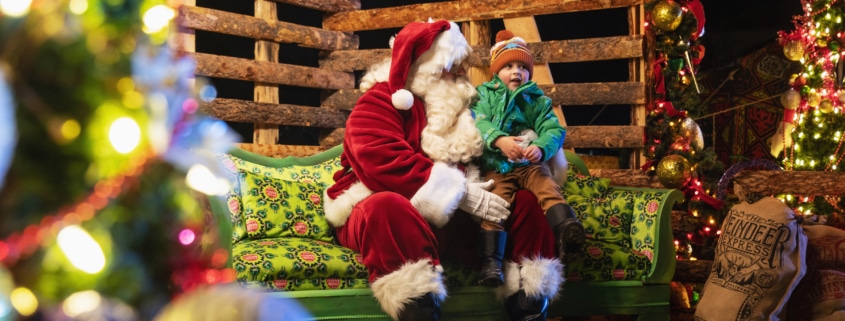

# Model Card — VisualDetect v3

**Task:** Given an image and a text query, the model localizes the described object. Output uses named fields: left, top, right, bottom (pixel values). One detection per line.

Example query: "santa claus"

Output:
left=324, top=20, right=563, bottom=321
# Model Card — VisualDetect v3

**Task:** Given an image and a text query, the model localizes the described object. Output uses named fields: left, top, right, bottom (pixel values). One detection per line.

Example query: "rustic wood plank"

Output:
left=733, top=170, right=845, bottom=196
left=564, top=125, right=644, bottom=149
left=179, top=6, right=358, bottom=51
left=318, top=36, right=643, bottom=72
left=630, top=3, right=648, bottom=169
left=463, top=20, right=490, bottom=86
left=542, top=82, right=645, bottom=105
left=320, top=82, right=643, bottom=110
left=269, top=0, right=359, bottom=13
left=322, top=0, right=644, bottom=32
left=237, top=143, right=326, bottom=158
left=254, top=0, right=280, bottom=145
left=200, top=98, right=348, bottom=128
left=319, top=128, right=345, bottom=149
left=192, top=52, right=355, bottom=90
left=589, top=168, right=663, bottom=188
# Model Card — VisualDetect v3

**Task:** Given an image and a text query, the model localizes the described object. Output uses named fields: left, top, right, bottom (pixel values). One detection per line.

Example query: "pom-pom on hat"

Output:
left=489, top=30, right=534, bottom=79
left=388, top=20, right=453, bottom=110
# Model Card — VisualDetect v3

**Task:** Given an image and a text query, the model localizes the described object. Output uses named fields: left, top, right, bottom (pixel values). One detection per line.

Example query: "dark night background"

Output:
left=193, top=0, right=804, bottom=151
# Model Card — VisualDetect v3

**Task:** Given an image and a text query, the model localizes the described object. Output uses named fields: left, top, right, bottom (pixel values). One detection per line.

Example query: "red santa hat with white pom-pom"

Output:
left=387, top=19, right=468, bottom=110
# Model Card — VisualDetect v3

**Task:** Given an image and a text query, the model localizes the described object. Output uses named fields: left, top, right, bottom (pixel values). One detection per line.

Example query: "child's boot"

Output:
left=477, top=230, right=507, bottom=287
left=545, top=203, right=585, bottom=257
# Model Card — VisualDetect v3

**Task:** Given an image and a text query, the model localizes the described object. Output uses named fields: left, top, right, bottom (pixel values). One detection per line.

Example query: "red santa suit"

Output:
left=323, top=20, right=563, bottom=321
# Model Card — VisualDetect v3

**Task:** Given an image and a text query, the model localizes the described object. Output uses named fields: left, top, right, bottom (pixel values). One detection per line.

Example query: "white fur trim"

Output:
left=496, top=257, right=564, bottom=301
left=323, top=182, right=374, bottom=228
left=410, top=162, right=467, bottom=227
left=414, top=21, right=471, bottom=78
left=370, top=259, right=447, bottom=320
left=464, top=163, right=481, bottom=183
left=547, top=148, right=568, bottom=186
left=392, top=89, right=414, bottom=110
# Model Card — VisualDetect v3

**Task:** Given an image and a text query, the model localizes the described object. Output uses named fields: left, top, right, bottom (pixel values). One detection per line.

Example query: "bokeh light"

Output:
left=0, top=0, right=31, bottom=17
left=178, top=229, right=195, bottom=245
left=142, top=5, right=176, bottom=34
left=62, top=291, right=101, bottom=317
left=57, top=225, right=106, bottom=274
left=9, top=287, right=36, bottom=317
left=185, top=164, right=230, bottom=195
left=108, top=117, right=141, bottom=154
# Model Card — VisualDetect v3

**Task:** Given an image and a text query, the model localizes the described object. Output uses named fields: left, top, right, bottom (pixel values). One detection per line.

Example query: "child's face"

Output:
left=497, top=61, right=530, bottom=90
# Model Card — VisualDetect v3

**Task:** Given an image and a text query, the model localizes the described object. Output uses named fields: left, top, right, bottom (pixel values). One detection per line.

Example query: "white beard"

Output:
left=409, top=72, right=483, bottom=164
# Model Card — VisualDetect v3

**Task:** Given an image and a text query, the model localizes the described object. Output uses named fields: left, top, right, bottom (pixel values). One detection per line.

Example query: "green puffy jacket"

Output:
left=472, top=76, right=566, bottom=174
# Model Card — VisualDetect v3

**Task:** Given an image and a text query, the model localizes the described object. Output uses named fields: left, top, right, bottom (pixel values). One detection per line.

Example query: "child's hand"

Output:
left=523, top=145, right=542, bottom=163
left=493, top=136, right=525, bottom=161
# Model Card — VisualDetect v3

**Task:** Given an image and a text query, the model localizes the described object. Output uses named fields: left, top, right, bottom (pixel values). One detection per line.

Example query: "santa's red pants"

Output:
left=335, top=189, right=556, bottom=282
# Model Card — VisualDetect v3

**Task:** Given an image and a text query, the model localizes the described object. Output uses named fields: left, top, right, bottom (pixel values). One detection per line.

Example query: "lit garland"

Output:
left=0, top=0, right=239, bottom=319
left=777, top=0, right=845, bottom=220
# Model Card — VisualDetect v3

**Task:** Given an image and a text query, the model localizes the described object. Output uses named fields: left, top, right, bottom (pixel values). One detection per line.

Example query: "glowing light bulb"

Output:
left=142, top=5, right=176, bottom=34
left=9, top=287, right=37, bottom=316
left=57, top=225, right=106, bottom=274
left=0, top=0, right=30, bottom=17
left=62, top=291, right=101, bottom=317
left=186, top=164, right=230, bottom=195
left=108, top=117, right=141, bottom=154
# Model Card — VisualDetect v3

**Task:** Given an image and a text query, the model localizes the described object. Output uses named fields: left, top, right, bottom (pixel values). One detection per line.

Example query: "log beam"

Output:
left=733, top=170, right=845, bottom=196
left=199, top=98, right=348, bottom=128
left=589, top=169, right=662, bottom=188
left=236, top=143, right=326, bottom=158
left=192, top=52, right=355, bottom=90
left=179, top=6, right=358, bottom=51
left=564, top=126, right=644, bottom=149
left=320, top=82, right=644, bottom=110
left=318, top=36, right=643, bottom=72
left=323, top=0, right=644, bottom=32
left=269, top=0, right=359, bottom=13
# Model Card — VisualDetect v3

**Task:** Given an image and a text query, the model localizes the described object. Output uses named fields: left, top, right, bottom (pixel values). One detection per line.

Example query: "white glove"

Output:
left=459, top=180, right=510, bottom=223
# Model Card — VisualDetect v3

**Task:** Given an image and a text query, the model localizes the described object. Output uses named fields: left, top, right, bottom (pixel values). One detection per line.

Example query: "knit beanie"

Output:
left=489, top=30, right=534, bottom=79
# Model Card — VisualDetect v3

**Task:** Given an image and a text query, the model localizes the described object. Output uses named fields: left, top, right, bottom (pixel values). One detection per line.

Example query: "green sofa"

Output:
left=210, top=145, right=684, bottom=320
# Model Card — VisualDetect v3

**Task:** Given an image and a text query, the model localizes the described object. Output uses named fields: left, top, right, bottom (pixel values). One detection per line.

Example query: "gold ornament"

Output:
left=680, top=117, right=704, bottom=150
left=780, top=89, right=801, bottom=110
left=680, top=74, right=691, bottom=86
left=652, top=0, right=683, bottom=31
left=783, top=41, right=804, bottom=61
left=807, top=92, right=822, bottom=107
left=819, top=99, right=834, bottom=113
left=656, top=155, right=693, bottom=189
left=817, top=38, right=829, bottom=48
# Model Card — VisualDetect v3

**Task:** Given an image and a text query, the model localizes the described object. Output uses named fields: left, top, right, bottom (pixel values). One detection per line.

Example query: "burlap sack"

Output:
left=804, top=224, right=845, bottom=271
left=695, top=197, right=807, bottom=321
left=787, top=269, right=845, bottom=321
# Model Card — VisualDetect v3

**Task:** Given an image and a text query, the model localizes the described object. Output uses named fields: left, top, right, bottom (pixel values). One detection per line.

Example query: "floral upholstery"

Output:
left=216, top=147, right=370, bottom=291
left=562, top=172, right=673, bottom=282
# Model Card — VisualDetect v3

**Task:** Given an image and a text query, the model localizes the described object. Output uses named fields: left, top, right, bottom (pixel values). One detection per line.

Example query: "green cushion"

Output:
left=240, top=172, right=334, bottom=242
left=565, top=239, right=652, bottom=282
left=566, top=192, right=633, bottom=247
left=218, top=152, right=343, bottom=243
left=563, top=172, right=611, bottom=199
left=629, top=189, right=673, bottom=259
left=232, top=237, right=370, bottom=291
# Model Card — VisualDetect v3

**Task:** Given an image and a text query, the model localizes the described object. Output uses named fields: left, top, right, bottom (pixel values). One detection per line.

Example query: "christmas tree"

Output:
left=645, top=0, right=725, bottom=260
left=777, top=0, right=845, bottom=221
left=0, top=0, right=241, bottom=319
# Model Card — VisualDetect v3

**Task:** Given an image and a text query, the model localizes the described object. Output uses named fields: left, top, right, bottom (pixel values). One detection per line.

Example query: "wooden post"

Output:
left=254, top=0, right=280, bottom=145
left=629, top=4, right=648, bottom=169
left=502, top=17, right=568, bottom=129
left=463, top=20, right=491, bottom=87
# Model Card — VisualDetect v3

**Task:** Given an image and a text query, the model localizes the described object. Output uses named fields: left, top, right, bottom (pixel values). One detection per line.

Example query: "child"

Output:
left=471, top=30, right=585, bottom=286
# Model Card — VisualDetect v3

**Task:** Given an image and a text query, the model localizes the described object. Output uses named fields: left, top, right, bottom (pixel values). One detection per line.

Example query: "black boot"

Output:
left=477, top=230, right=507, bottom=287
left=396, top=292, right=441, bottom=321
left=546, top=203, right=586, bottom=257
left=505, top=290, right=549, bottom=321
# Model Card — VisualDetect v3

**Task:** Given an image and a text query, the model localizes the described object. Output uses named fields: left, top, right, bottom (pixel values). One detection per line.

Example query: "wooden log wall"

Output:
left=178, top=0, right=651, bottom=160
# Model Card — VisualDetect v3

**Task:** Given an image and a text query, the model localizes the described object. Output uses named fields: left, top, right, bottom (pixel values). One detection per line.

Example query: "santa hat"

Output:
left=489, top=30, right=534, bottom=79
left=388, top=20, right=467, bottom=110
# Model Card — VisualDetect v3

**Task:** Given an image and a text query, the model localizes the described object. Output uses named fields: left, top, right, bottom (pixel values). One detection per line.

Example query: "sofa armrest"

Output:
left=611, top=186, right=683, bottom=284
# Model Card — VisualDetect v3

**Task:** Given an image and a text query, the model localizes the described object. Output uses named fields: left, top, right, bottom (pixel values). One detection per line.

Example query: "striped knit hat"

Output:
left=489, top=30, right=534, bottom=79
